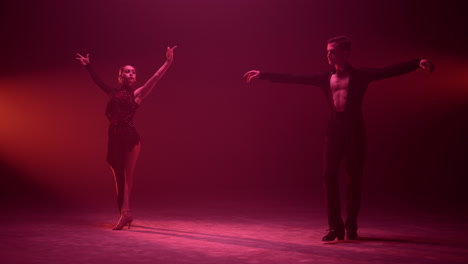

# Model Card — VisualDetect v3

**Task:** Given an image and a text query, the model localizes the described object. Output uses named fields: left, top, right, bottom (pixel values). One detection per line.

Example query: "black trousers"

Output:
left=323, top=118, right=366, bottom=231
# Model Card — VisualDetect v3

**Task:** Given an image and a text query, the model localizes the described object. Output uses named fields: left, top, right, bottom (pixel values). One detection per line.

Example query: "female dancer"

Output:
left=76, top=46, right=176, bottom=230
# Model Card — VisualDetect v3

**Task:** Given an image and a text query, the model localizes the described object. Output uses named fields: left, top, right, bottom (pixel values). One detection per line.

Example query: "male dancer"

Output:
left=243, top=36, right=434, bottom=241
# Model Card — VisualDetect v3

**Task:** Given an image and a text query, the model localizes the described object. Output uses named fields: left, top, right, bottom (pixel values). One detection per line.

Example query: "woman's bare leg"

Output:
left=111, top=142, right=141, bottom=230
left=109, top=165, right=125, bottom=212
left=120, top=142, right=141, bottom=213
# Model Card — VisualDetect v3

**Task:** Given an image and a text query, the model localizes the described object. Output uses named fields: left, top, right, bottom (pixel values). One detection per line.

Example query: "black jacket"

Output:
left=260, top=59, right=421, bottom=120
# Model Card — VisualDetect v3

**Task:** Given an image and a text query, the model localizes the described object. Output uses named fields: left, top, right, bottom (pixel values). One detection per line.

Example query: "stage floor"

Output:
left=2, top=201, right=467, bottom=264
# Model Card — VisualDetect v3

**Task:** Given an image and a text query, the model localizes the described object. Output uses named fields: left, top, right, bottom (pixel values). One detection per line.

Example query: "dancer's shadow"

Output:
left=324, top=236, right=465, bottom=249
left=131, top=225, right=316, bottom=253
left=323, top=236, right=418, bottom=245
left=128, top=225, right=457, bottom=260
left=359, top=237, right=419, bottom=243
left=130, top=224, right=358, bottom=257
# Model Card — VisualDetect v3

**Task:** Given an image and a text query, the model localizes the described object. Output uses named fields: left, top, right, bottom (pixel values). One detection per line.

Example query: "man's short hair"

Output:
left=327, top=36, right=351, bottom=51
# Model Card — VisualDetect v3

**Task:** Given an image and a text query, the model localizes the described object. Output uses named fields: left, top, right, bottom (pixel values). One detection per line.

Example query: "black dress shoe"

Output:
left=346, top=230, right=358, bottom=240
left=322, top=229, right=345, bottom=241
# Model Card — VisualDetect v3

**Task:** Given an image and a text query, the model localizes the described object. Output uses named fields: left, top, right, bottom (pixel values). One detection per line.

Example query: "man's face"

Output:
left=327, top=43, right=349, bottom=66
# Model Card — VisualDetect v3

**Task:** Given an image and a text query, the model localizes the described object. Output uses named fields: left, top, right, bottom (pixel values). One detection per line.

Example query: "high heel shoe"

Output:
left=112, top=211, right=133, bottom=230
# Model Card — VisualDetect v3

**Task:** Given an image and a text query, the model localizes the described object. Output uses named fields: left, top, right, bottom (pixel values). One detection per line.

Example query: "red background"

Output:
left=0, top=0, right=466, bottom=211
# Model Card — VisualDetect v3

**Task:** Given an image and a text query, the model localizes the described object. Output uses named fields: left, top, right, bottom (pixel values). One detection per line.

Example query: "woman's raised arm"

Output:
left=76, top=53, right=115, bottom=94
left=134, top=46, right=176, bottom=104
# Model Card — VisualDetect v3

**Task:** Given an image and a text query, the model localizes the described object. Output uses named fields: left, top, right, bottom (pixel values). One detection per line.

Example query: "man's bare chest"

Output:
left=330, top=74, right=350, bottom=94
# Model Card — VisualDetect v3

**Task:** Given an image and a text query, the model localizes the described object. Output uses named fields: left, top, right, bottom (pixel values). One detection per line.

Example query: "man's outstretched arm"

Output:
left=367, top=59, right=434, bottom=82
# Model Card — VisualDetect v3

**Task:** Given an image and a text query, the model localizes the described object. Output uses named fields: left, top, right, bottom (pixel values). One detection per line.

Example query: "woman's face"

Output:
left=119, top=65, right=136, bottom=87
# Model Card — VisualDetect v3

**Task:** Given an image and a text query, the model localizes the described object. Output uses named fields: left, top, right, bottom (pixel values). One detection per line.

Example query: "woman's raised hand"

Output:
left=166, top=46, right=177, bottom=62
left=76, top=53, right=90, bottom=66
left=243, top=70, right=260, bottom=84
